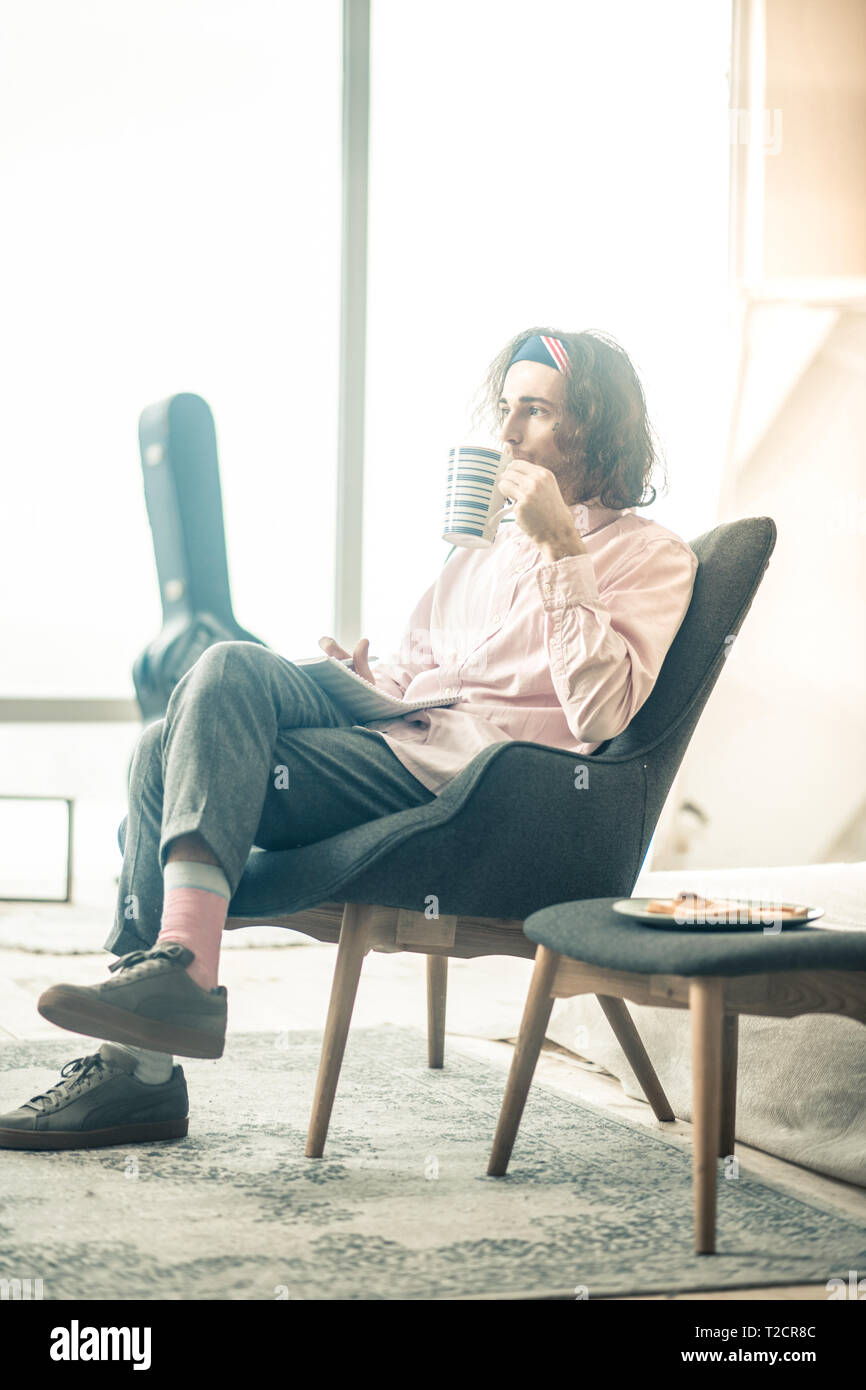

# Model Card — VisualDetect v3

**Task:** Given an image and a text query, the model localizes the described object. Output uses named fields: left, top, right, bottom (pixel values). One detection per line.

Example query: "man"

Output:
left=0, top=328, right=698, bottom=1149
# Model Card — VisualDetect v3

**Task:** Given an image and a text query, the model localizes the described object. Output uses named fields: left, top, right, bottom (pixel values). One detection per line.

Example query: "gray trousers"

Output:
left=107, top=641, right=436, bottom=956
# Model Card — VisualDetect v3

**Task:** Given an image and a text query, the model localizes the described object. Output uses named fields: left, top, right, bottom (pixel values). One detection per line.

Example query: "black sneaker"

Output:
left=37, top=943, right=227, bottom=1059
left=0, top=1043, right=189, bottom=1150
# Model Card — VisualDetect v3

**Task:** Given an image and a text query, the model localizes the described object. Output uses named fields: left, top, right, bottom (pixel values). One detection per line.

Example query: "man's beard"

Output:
left=550, top=427, right=589, bottom=506
left=551, top=457, right=587, bottom=507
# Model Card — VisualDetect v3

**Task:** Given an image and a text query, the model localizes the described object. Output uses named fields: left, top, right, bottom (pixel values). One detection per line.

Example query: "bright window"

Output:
left=363, top=0, right=733, bottom=646
left=0, top=0, right=341, bottom=699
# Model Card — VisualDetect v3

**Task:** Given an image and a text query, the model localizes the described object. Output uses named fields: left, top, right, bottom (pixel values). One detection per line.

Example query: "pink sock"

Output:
left=156, top=861, right=230, bottom=991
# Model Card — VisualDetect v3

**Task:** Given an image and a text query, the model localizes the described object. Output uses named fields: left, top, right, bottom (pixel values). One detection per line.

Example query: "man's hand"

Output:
left=318, top=635, right=375, bottom=684
left=496, top=458, right=587, bottom=561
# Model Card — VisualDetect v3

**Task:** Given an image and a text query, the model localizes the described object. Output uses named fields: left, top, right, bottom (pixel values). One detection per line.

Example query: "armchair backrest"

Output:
left=592, top=516, right=777, bottom=764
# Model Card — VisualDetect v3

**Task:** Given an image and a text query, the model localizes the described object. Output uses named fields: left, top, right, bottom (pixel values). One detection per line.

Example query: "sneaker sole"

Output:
left=0, top=1116, right=189, bottom=1150
left=37, top=987, right=225, bottom=1060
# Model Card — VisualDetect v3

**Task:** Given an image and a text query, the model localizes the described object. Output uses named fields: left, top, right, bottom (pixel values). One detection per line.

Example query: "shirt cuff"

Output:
left=370, top=663, right=408, bottom=700
left=536, top=553, right=601, bottom=611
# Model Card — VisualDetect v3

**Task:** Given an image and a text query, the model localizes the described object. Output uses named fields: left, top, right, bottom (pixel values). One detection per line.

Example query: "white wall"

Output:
left=654, top=303, right=866, bottom=870
left=652, top=0, right=866, bottom=870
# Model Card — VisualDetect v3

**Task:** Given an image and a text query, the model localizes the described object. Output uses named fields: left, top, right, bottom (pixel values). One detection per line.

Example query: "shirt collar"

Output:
left=571, top=496, right=631, bottom=537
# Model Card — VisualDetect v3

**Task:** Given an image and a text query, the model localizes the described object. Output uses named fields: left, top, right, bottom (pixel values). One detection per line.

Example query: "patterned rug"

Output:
left=1, top=1027, right=863, bottom=1300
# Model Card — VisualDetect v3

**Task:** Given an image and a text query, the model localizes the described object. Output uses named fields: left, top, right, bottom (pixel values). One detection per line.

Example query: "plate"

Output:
left=611, top=897, right=825, bottom=930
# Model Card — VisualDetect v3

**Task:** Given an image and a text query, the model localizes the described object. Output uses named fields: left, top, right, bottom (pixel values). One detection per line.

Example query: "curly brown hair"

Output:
left=469, top=326, right=668, bottom=511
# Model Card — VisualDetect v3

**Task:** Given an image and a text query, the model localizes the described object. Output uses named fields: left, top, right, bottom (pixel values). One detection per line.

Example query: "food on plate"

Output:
left=646, top=891, right=806, bottom=922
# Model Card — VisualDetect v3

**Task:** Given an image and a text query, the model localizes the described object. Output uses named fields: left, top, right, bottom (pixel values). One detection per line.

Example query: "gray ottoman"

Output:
left=487, top=896, right=866, bottom=1253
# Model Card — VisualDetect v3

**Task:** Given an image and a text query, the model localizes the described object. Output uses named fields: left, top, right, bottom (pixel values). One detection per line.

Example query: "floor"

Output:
left=1, top=897, right=864, bottom=1302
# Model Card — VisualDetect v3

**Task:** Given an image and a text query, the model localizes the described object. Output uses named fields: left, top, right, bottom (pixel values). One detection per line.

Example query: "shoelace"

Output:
left=26, top=1053, right=108, bottom=1111
left=108, top=944, right=185, bottom=975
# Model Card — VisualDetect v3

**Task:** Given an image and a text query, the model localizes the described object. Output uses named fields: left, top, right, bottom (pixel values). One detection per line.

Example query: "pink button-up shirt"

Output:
left=356, top=500, right=699, bottom=793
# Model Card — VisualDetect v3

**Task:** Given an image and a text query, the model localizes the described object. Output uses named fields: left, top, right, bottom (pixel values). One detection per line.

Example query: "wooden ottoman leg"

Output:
left=426, top=954, right=448, bottom=1069
left=305, top=903, right=372, bottom=1158
left=596, top=995, right=676, bottom=1122
left=488, top=946, right=560, bottom=1177
left=689, top=977, right=725, bottom=1254
left=719, top=1012, right=739, bottom=1159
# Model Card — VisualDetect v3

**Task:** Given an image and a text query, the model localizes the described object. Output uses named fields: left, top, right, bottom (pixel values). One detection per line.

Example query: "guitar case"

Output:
left=132, top=393, right=268, bottom=723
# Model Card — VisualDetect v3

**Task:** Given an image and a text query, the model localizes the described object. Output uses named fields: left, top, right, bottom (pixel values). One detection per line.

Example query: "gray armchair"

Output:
left=216, top=516, right=777, bottom=1155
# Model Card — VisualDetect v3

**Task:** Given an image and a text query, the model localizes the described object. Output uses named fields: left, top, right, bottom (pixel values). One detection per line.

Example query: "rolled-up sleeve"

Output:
left=537, top=539, right=699, bottom=744
left=369, top=580, right=438, bottom=699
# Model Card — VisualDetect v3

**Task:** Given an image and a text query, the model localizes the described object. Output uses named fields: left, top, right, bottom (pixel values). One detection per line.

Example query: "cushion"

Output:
left=524, top=896, right=866, bottom=976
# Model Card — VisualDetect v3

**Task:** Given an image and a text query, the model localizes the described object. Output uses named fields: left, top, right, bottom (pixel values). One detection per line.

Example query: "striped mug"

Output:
left=443, top=444, right=515, bottom=548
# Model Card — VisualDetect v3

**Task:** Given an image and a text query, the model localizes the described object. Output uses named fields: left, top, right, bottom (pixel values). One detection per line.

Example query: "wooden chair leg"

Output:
left=488, top=945, right=560, bottom=1176
left=719, top=1012, right=739, bottom=1158
left=426, top=954, right=448, bottom=1068
left=305, top=902, right=372, bottom=1158
left=596, top=994, right=676, bottom=1122
left=689, top=977, right=724, bottom=1254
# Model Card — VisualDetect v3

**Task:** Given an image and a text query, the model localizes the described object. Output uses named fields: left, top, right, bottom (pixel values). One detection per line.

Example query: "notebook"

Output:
left=294, top=654, right=458, bottom=724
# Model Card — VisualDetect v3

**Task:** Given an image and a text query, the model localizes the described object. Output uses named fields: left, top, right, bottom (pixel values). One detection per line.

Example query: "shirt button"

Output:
left=490, top=613, right=501, bottom=624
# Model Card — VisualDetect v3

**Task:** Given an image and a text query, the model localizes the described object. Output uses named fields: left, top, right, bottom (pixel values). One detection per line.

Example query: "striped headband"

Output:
left=508, top=334, right=571, bottom=375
